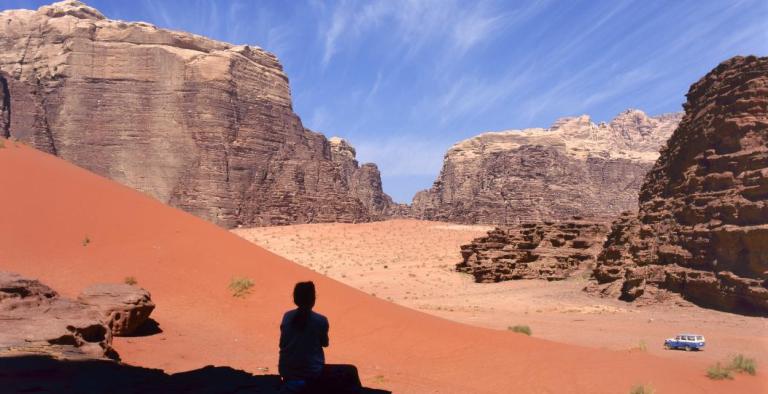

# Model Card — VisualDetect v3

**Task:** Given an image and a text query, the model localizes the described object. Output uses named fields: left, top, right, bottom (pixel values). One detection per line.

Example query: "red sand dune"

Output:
left=0, top=142, right=764, bottom=393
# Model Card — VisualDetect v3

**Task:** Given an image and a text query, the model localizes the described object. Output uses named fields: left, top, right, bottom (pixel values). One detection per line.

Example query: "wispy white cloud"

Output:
left=452, top=13, right=505, bottom=54
left=318, top=0, right=514, bottom=67
left=355, top=136, right=447, bottom=176
left=321, top=3, right=350, bottom=67
left=364, top=71, right=383, bottom=104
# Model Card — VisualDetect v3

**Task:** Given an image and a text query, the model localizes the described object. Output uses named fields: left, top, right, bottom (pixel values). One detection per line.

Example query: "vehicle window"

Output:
left=684, top=336, right=691, bottom=341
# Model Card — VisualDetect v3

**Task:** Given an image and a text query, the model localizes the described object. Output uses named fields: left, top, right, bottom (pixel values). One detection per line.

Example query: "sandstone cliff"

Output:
left=458, top=219, right=609, bottom=282
left=592, top=56, right=768, bottom=315
left=411, top=110, right=681, bottom=224
left=0, top=1, right=393, bottom=227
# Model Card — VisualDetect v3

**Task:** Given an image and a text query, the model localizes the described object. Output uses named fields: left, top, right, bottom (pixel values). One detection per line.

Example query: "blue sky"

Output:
left=5, top=1, right=768, bottom=202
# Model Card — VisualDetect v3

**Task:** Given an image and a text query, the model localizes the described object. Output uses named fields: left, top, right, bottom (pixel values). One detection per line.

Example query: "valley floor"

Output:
left=234, top=219, right=768, bottom=367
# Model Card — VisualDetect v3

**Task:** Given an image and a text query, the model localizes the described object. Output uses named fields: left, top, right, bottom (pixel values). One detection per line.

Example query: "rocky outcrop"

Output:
left=592, top=56, right=768, bottom=315
left=411, top=110, right=681, bottom=224
left=0, top=271, right=115, bottom=360
left=78, top=284, right=155, bottom=336
left=457, top=219, right=609, bottom=282
left=0, top=1, right=393, bottom=227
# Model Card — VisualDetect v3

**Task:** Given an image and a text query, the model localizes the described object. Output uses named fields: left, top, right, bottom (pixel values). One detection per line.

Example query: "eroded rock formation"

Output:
left=457, top=219, right=609, bottom=282
left=78, top=284, right=155, bottom=336
left=411, top=110, right=681, bottom=224
left=592, top=56, right=768, bottom=315
left=0, top=271, right=115, bottom=360
left=0, top=1, right=393, bottom=227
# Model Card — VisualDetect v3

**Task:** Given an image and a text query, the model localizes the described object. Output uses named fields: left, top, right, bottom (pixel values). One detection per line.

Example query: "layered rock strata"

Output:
left=0, top=1, right=393, bottom=227
left=592, top=56, right=768, bottom=315
left=411, top=110, right=681, bottom=224
left=329, top=137, right=399, bottom=220
left=0, top=271, right=115, bottom=360
left=457, top=219, right=609, bottom=282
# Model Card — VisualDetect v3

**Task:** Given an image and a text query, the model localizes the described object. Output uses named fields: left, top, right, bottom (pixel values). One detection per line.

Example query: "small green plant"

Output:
left=82, top=236, right=91, bottom=246
left=229, top=277, right=254, bottom=297
left=124, top=276, right=138, bottom=286
left=373, top=375, right=386, bottom=384
left=508, top=325, right=532, bottom=336
left=706, top=363, right=733, bottom=380
left=729, top=354, right=757, bottom=376
left=637, top=340, right=648, bottom=352
left=629, top=383, right=655, bottom=394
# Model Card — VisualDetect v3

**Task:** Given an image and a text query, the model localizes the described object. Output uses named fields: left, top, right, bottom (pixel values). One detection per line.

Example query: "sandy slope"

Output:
left=0, top=142, right=764, bottom=393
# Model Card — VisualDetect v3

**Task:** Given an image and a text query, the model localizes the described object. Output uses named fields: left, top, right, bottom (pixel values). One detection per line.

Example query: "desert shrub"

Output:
left=706, top=363, right=733, bottom=380
left=729, top=354, right=757, bottom=376
left=0, top=139, right=4, bottom=149
left=508, top=325, right=532, bottom=336
left=124, top=276, right=138, bottom=286
left=82, top=236, right=91, bottom=246
left=229, top=277, right=254, bottom=297
left=637, top=340, right=648, bottom=352
left=629, top=384, right=655, bottom=394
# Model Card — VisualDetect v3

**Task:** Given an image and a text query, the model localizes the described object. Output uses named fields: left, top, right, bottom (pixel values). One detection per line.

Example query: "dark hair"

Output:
left=291, top=282, right=315, bottom=330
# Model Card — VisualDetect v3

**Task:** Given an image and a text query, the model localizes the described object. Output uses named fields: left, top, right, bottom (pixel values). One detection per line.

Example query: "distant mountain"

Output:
left=410, top=109, right=681, bottom=224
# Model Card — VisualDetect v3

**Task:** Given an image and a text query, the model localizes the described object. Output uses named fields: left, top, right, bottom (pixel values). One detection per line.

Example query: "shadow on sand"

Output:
left=0, top=355, right=391, bottom=394
left=125, top=318, right=164, bottom=337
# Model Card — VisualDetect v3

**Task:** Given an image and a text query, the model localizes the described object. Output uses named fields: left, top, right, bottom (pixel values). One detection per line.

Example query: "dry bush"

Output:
left=629, top=384, right=655, bottom=394
left=729, top=354, right=757, bottom=376
left=508, top=325, right=532, bottom=336
left=706, top=363, right=733, bottom=380
left=229, top=277, right=254, bottom=297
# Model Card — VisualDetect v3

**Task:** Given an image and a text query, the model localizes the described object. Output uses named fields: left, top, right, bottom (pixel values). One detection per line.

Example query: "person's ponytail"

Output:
left=291, top=282, right=316, bottom=331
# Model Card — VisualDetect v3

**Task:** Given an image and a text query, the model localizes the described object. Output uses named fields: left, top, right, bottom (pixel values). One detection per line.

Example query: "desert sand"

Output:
left=234, top=220, right=768, bottom=369
left=1, top=142, right=765, bottom=393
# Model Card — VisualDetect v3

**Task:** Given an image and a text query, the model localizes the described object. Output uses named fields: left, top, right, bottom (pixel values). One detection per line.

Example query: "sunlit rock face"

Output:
left=410, top=109, right=681, bottom=224
left=593, top=56, right=768, bottom=315
left=458, top=219, right=610, bottom=282
left=0, top=1, right=393, bottom=227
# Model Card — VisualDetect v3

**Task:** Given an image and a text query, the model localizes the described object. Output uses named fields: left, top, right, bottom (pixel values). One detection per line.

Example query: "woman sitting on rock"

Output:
left=279, top=281, right=330, bottom=393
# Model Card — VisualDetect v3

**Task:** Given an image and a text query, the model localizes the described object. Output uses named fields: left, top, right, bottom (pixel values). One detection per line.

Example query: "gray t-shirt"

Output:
left=279, top=309, right=329, bottom=380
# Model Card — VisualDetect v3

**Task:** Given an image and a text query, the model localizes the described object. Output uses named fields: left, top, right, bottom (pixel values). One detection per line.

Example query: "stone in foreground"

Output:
left=0, top=271, right=115, bottom=360
left=78, top=283, right=156, bottom=336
